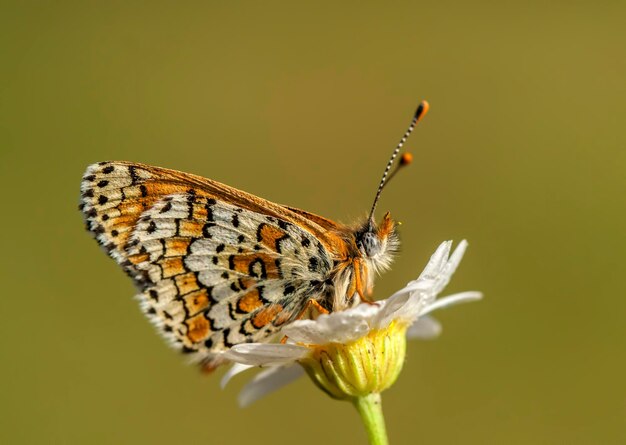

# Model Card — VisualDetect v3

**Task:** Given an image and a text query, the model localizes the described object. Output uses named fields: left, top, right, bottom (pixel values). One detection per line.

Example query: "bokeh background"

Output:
left=1, top=2, right=625, bottom=444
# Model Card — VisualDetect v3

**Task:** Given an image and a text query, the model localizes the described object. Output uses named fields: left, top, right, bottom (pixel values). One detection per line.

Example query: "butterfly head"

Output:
left=356, top=212, right=399, bottom=271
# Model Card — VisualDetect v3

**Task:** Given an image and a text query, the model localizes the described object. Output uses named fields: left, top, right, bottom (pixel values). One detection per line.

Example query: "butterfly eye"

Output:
left=359, top=231, right=382, bottom=258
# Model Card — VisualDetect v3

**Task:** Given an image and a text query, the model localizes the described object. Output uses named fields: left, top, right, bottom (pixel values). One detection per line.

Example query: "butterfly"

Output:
left=79, top=101, right=429, bottom=371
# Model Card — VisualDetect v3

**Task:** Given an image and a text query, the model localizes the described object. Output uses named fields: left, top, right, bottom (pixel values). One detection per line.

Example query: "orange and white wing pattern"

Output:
left=80, top=161, right=337, bottom=370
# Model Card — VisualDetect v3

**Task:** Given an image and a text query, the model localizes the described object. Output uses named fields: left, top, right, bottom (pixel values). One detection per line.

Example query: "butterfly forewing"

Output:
left=80, top=161, right=335, bottom=369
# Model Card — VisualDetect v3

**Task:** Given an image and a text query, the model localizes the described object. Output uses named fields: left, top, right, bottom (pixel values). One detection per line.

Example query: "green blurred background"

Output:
left=1, top=2, right=625, bottom=444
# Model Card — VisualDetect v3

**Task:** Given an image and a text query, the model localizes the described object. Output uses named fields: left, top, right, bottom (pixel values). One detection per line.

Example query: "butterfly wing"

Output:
left=80, top=161, right=339, bottom=369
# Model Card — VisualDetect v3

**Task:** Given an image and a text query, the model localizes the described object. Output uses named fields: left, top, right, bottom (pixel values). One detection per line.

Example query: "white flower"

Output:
left=222, top=240, right=482, bottom=407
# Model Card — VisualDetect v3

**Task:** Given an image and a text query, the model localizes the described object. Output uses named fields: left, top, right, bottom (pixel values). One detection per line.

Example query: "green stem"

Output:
left=353, top=393, right=389, bottom=445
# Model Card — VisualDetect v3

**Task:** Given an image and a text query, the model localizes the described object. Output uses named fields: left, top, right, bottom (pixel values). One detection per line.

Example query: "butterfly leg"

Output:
left=307, top=298, right=330, bottom=316
left=292, top=297, right=329, bottom=320
left=352, top=259, right=382, bottom=306
left=279, top=298, right=329, bottom=344
left=348, top=258, right=376, bottom=304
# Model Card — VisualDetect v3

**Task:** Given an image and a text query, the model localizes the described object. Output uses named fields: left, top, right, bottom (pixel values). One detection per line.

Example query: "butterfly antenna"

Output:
left=384, top=152, right=414, bottom=187
left=367, top=100, right=430, bottom=224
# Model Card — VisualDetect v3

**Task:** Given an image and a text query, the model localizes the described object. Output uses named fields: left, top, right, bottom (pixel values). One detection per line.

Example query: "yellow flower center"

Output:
left=298, top=321, right=408, bottom=399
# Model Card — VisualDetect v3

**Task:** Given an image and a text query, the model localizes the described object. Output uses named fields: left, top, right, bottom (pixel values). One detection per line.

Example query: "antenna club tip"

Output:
left=414, top=100, right=430, bottom=121
left=400, top=152, right=413, bottom=166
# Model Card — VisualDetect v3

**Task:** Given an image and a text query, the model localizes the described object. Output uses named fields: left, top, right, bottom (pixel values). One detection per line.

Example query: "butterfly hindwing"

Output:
left=80, top=161, right=335, bottom=368
left=129, top=194, right=332, bottom=352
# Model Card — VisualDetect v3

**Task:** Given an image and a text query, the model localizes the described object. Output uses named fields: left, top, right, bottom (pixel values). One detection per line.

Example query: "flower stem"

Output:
left=353, top=393, right=389, bottom=445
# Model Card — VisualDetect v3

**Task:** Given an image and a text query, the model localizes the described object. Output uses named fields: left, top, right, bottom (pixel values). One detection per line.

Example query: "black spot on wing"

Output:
left=186, top=190, right=196, bottom=219
left=274, top=259, right=283, bottom=279
left=160, top=201, right=172, bottom=213
left=248, top=258, right=267, bottom=279
left=256, top=223, right=266, bottom=242
left=309, top=257, right=319, bottom=272
left=129, top=165, right=139, bottom=184
left=147, top=220, right=157, bottom=234
left=238, top=278, right=248, bottom=290
left=275, top=234, right=291, bottom=253
left=222, top=328, right=234, bottom=348
left=205, top=204, right=214, bottom=222
left=202, top=223, right=215, bottom=238
left=148, top=289, right=159, bottom=301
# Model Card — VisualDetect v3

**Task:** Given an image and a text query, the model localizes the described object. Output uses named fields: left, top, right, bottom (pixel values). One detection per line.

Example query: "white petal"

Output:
left=372, top=291, right=417, bottom=329
left=320, top=310, right=375, bottom=343
left=397, top=240, right=469, bottom=309
left=430, top=240, right=468, bottom=296
left=387, top=240, right=458, bottom=303
left=239, top=365, right=305, bottom=408
left=283, top=304, right=379, bottom=345
left=419, top=240, right=452, bottom=281
left=420, top=291, right=483, bottom=316
left=406, top=315, right=442, bottom=339
left=281, top=318, right=334, bottom=345
left=223, top=343, right=309, bottom=366
left=220, top=363, right=255, bottom=389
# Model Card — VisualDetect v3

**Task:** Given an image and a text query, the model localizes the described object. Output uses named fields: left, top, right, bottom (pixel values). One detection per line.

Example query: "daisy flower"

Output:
left=222, top=240, right=481, bottom=445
